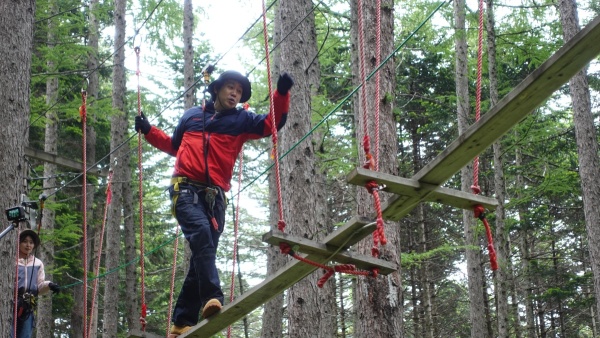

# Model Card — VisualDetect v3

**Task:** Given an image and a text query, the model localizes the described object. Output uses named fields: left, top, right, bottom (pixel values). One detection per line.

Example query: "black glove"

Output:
left=277, top=72, right=294, bottom=95
left=49, top=282, right=60, bottom=294
left=134, top=112, right=152, bottom=135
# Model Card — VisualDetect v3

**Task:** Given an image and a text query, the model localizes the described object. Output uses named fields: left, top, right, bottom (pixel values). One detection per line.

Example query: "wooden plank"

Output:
left=347, top=167, right=497, bottom=211
left=262, top=229, right=397, bottom=275
left=180, top=217, right=382, bottom=337
left=382, top=15, right=600, bottom=221
left=24, top=146, right=108, bottom=177
left=415, top=14, right=600, bottom=186
left=128, top=329, right=164, bottom=338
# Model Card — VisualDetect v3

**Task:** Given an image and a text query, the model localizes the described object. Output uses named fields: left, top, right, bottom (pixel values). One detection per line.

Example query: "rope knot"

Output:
left=279, top=242, right=293, bottom=255
left=277, top=220, right=286, bottom=231
left=473, top=205, right=485, bottom=220
left=471, top=184, right=481, bottom=194
left=365, top=180, right=379, bottom=194
left=371, top=246, right=380, bottom=258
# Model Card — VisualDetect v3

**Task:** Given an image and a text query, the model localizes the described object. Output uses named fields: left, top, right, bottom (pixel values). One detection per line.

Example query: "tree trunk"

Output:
left=103, top=0, right=127, bottom=336
left=0, top=0, right=35, bottom=336
left=36, top=0, right=59, bottom=336
left=351, top=0, right=402, bottom=337
left=454, top=0, right=487, bottom=336
left=183, top=0, right=195, bottom=110
left=558, top=0, right=600, bottom=321
left=85, top=0, right=100, bottom=334
left=514, top=136, right=535, bottom=338
left=485, top=1, right=510, bottom=337
left=262, top=3, right=288, bottom=337
left=418, top=205, right=434, bottom=338
left=273, top=0, right=335, bottom=336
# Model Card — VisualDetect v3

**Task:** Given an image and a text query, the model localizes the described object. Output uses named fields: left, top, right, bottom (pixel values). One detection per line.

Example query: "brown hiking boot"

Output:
left=202, top=298, right=222, bottom=318
left=168, top=324, right=192, bottom=337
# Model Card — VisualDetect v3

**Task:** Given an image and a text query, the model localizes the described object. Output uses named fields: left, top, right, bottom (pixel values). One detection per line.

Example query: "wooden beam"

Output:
left=262, top=228, right=397, bottom=275
left=24, top=147, right=107, bottom=176
left=179, top=217, right=385, bottom=337
left=382, top=15, right=600, bottom=221
left=347, top=167, right=497, bottom=211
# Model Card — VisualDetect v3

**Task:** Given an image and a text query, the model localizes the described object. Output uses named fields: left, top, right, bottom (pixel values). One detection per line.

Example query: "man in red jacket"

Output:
left=136, top=70, right=293, bottom=337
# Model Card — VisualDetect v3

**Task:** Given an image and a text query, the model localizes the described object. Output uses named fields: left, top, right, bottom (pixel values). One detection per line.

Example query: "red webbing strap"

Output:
left=80, top=89, right=89, bottom=338
left=472, top=0, right=497, bottom=271
left=134, top=46, right=148, bottom=330
left=87, top=169, right=114, bottom=337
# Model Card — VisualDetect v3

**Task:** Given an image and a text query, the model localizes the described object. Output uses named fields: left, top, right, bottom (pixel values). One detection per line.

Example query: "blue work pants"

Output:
left=169, top=184, right=225, bottom=326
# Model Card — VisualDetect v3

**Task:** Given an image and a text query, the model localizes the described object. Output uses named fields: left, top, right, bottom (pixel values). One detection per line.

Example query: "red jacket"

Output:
left=144, top=91, right=290, bottom=191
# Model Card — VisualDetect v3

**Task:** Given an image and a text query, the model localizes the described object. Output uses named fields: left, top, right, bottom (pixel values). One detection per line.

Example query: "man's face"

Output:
left=215, top=80, right=243, bottom=110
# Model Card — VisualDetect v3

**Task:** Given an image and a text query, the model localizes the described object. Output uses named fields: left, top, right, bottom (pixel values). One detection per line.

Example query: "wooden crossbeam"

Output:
left=347, top=167, right=497, bottom=212
left=262, top=228, right=397, bottom=275
left=177, top=217, right=382, bottom=337
left=372, top=15, right=600, bottom=221
left=25, top=146, right=108, bottom=177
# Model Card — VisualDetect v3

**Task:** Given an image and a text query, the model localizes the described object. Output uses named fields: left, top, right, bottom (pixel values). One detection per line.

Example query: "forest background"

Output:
left=1, top=0, right=600, bottom=337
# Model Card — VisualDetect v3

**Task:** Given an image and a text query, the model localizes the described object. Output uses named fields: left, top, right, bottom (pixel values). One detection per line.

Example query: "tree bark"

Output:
left=558, top=0, right=600, bottom=322
left=484, top=1, right=510, bottom=337
left=0, top=0, right=35, bottom=336
left=351, top=0, right=403, bottom=337
left=273, top=0, right=335, bottom=336
left=183, top=0, right=195, bottom=109
left=262, top=3, right=288, bottom=336
left=102, top=0, right=127, bottom=336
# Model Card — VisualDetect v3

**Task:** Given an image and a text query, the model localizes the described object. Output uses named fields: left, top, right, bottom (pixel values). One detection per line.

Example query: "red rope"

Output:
left=227, top=150, right=244, bottom=338
left=279, top=243, right=377, bottom=288
left=134, top=46, right=148, bottom=330
left=80, top=89, right=89, bottom=338
left=374, top=0, right=381, bottom=171
left=13, top=228, right=19, bottom=337
left=87, top=169, right=114, bottom=336
left=261, top=0, right=286, bottom=232
left=471, top=0, right=497, bottom=271
left=357, top=0, right=387, bottom=259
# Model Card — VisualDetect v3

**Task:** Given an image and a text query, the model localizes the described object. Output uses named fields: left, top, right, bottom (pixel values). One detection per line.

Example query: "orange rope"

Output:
left=79, top=89, right=89, bottom=338
left=87, top=169, right=114, bottom=336
left=134, top=46, right=148, bottom=330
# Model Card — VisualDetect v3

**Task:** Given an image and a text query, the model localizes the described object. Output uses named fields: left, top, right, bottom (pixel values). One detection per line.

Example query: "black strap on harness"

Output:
left=170, top=177, right=223, bottom=231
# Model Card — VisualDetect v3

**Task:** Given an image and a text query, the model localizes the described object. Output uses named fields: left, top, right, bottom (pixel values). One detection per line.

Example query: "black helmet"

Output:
left=19, top=229, right=40, bottom=247
left=207, top=70, right=252, bottom=103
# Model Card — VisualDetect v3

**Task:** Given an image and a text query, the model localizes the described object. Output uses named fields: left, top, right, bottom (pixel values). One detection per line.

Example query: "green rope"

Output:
left=61, top=231, right=182, bottom=289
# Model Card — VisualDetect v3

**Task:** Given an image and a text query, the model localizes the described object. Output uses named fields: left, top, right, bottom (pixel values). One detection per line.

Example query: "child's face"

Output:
left=19, top=236, right=35, bottom=256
